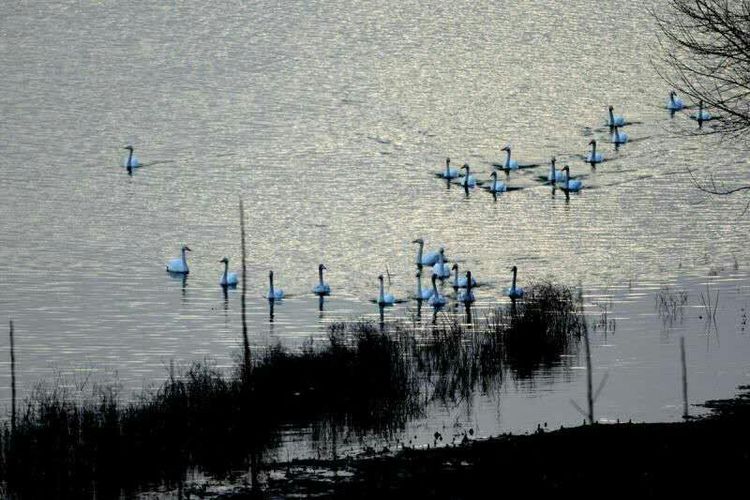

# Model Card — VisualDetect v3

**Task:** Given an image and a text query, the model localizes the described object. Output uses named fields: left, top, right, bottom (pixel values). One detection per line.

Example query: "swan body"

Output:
left=313, top=264, right=331, bottom=296
left=166, top=245, right=191, bottom=274
left=439, top=157, right=460, bottom=179
left=412, top=238, right=442, bottom=267
left=585, top=140, right=604, bottom=165
left=451, top=263, right=477, bottom=289
left=219, top=257, right=238, bottom=287
left=499, top=144, right=520, bottom=170
left=267, top=271, right=284, bottom=301
left=427, top=274, right=446, bottom=308
left=415, top=270, right=434, bottom=300
left=487, top=171, right=507, bottom=193
left=458, top=271, right=475, bottom=304
left=459, top=164, right=477, bottom=187
left=506, top=266, right=524, bottom=300
left=666, top=91, right=685, bottom=111
left=377, top=275, right=396, bottom=306
left=691, top=101, right=712, bottom=122
left=561, top=166, right=583, bottom=192
left=606, top=106, right=625, bottom=127
left=123, top=146, right=141, bottom=169
left=432, top=248, right=451, bottom=279
left=611, top=126, right=629, bottom=145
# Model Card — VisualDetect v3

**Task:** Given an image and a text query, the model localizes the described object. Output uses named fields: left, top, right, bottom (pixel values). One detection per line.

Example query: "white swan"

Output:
left=691, top=100, right=712, bottom=123
left=415, top=269, right=434, bottom=300
left=606, top=106, right=625, bottom=127
left=611, top=125, right=629, bottom=145
left=312, top=264, right=331, bottom=296
left=219, top=257, right=239, bottom=287
left=458, top=271, right=475, bottom=304
left=666, top=91, right=685, bottom=111
left=267, top=270, right=284, bottom=301
left=585, top=140, right=604, bottom=166
left=166, top=245, right=191, bottom=274
left=487, top=171, right=507, bottom=193
left=412, top=238, right=441, bottom=267
left=459, top=164, right=477, bottom=187
left=432, top=248, right=451, bottom=279
left=506, top=266, right=524, bottom=300
left=123, top=146, right=141, bottom=169
left=377, top=274, right=396, bottom=306
left=427, top=274, right=446, bottom=309
left=499, top=144, right=519, bottom=170
left=451, top=263, right=477, bottom=290
left=548, top=157, right=565, bottom=183
left=438, top=157, right=460, bottom=179
left=561, top=166, right=583, bottom=192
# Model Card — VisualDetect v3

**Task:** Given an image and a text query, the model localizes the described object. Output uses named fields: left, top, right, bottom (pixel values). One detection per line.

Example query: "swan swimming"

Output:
left=458, top=271, right=475, bottom=304
left=312, top=264, right=331, bottom=296
left=561, top=166, right=583, bottom=192
left=415, top=269, right=434, bottom=300
left=412, top=238, right=442, bottom=267
left=606, top=106, right=625, bottom=127
left=499, top=144, right=519, bottom=170
left=438, top=157, right=460, bottom=179
left=166, top=245, right=191, bottom=274
left=691, top=100, right=712, bottom=125
left=219, top=257, right=239, bottom=287
left=586, top=140, right=604, bottom=166
left=451, top=263, right=477, bottom=290
left=487, top=171, right=508, bottom=193
left=547, top=157, right=565, bottom=183
left=123, top=145, right=141, bottom=169
left=427, top=274, right=447, bottom=309
left=666, top=91, right=685, bottom=111
left=506, top=266, right=524, bottom=300
left=267, top=270, right=284, bottom=301
left=611, top=125, right=629, bottom=145
left=377, top=274, right=396, bottom=306
left=432, top=248, right=451, bottom=279
left=459, top=164, right=478, bottom=188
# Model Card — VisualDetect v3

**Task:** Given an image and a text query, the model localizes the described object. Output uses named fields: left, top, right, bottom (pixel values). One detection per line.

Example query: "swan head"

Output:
left=588, top=139, right=596, bottom=146
left=563, top=165, right=570, bottom=173
left=466, top=271, right=472, bottom=280
left=490, top=171, right=497, bottom=179
left=461, top=164, right=469, bottom=173
left=451, top=263, right=459, bottom=271
left=124, top=145, right=134, bottom=151
left=501, top=144, right=510, bottom=152
left=439, top=247, right=445, bottom=255
left=378, top=274, right=384, bottom=282
left=551, top=156, right=556, bottom=165
left=416, top=270, right=422, bottom=278
left=319, top=263, right=326, bottom=271
left=181, top=245, right=191, bottom=252
left=446, top=157, right=450, bottom=165
left=670, top=91, right=676, bottom=98
left=411, top=238, right=424, bottom=245
left=608, top=105, right=614, bottom=112
left=219, top=257, right=228, bottom=264
left=269, top=270, right=274, bottom=279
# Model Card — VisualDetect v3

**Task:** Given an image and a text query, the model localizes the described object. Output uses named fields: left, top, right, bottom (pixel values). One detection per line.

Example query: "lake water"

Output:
left=1, top=0, right=749, bottom=459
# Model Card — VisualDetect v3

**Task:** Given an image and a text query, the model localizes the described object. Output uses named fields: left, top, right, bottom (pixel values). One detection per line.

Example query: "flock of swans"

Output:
left=434, top=92, right=714, bottom=198
left=127, top=90, right=712, bottom=316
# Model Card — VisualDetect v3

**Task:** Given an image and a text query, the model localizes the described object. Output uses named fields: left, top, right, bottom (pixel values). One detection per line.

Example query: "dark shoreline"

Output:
left=231, top=388, right=750, bottom=498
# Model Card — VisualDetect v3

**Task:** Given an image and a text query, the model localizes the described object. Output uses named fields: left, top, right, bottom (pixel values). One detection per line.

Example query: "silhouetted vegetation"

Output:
left=1, top=281, right=586, bottom=498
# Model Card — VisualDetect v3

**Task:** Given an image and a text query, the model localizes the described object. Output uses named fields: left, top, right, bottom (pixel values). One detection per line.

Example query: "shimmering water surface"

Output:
left=1, top=0, right=749, bottom=451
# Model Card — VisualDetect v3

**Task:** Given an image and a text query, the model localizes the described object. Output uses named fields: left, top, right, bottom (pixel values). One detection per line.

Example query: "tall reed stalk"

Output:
left=681, top=336, right=688, bottom=419
left=9, top=320, right=16, bottom=434
left=240, top=198, right=250, bottom=376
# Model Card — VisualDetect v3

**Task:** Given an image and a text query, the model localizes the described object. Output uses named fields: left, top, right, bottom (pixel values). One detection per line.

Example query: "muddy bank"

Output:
left=230, top=388, right=750, bottom=498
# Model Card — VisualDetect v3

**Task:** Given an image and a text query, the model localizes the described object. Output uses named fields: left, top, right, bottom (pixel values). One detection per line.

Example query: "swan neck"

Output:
left=379, top=279, right=385, bottom=301
left=432, top=277, right=439, bottom=295
left=319, top=267, right=324, bottom=285
left=592, top=142, right=597, bottom=155
left=505, top=149, right=511, bottom=166
left=223, top=261, right=228, bottom=282
left=608, top=108, right=614, bottom=122
left=416, top=242, right=423, bottom=264
left=181, top=249, right=188, bottom=271
left=127, top=149, right=133, bottom=166
left=512, top=268, right=517, bottom=289
left=269, top=274, right=274, bottom=295
left=466, top=275, right=472, bottom=294
left=454, top=266, right=459, bottom=281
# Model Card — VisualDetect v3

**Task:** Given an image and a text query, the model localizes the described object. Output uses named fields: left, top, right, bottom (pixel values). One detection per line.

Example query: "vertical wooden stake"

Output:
left=10, top=320, right=16, bottom=434
left=681, top=336, right=688, bottom=419
left=240, top=198, right=250, bottom=377
left=583, top=327, right=593, bottom=425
